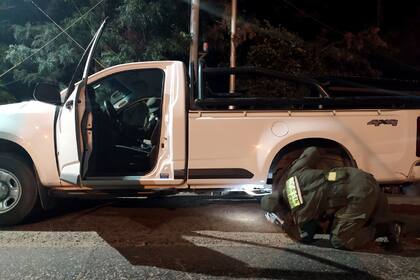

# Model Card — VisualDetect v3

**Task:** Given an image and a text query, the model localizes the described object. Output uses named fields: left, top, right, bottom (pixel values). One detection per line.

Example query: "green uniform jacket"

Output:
left=282, top=147, right=391, bottom=250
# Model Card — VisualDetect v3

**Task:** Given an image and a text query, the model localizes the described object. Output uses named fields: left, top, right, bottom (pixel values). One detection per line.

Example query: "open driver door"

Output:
left=55, top=20, right=106, bottom=185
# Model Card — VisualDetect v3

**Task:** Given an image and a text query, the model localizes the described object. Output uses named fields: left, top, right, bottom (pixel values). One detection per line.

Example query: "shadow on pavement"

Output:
left=3, top=196, right=420, bottom=279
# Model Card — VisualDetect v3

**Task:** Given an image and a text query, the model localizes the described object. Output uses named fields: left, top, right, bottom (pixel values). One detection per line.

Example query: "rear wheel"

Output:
left=0, top=153, right=38, bottom=226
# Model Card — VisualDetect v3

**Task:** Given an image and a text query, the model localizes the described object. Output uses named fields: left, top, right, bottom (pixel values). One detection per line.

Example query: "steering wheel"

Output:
left=103, top=100, right=121, bottom=131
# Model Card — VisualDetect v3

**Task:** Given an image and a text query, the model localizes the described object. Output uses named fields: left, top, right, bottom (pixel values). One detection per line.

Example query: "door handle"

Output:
left=65, top=100, right=74, bottom=110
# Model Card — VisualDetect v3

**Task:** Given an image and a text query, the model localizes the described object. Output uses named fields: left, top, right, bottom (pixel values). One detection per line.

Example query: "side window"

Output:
left=89, top=68, right=164, bottom=110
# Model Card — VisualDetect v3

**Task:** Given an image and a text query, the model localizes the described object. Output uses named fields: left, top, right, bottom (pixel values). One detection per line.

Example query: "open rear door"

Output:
left=56, top=20, right=106, bottom=185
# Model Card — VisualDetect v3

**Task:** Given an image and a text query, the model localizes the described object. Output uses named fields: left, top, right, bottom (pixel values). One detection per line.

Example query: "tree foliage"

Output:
left=207, top=19, right=393, bottom=77
left=0, top=85, right=16, bottom=105
left=0, top=0, right=410, bottom=103
left=0, top=0, right=190, bottom=103
left=203, top=16, right=395, bottom=97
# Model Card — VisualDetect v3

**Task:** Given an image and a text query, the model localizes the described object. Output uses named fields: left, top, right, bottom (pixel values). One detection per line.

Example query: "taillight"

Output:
left=417, top=117, right=420, bottom=157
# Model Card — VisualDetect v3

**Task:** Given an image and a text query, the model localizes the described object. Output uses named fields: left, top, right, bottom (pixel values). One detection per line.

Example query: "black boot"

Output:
left=384, top=222, right=403, bottom=251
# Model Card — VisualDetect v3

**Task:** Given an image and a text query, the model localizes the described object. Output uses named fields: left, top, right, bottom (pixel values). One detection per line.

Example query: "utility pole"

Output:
left=189, top=0, right=200, bottom=78
left=229, top=0, right=237, bottom=93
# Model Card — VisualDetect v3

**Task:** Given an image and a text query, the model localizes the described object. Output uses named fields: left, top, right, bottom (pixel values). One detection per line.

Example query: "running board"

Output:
left=48, top=186, right=178, bottom=198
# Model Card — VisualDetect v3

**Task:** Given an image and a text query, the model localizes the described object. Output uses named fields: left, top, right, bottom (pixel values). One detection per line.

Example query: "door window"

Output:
left=89, top=68, right=164, bottom=110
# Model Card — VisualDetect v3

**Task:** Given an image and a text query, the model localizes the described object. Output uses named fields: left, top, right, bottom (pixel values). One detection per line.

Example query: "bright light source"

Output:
left=240, top=184, right=271, bottom=196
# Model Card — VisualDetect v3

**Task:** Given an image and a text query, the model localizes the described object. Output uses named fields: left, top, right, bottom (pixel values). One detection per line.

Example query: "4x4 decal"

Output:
left=367, top=119, right=398, bottom=127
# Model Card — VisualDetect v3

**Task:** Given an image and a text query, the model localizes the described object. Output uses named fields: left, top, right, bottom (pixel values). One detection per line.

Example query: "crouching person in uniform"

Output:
left=262, top=146, right=401, bottom=251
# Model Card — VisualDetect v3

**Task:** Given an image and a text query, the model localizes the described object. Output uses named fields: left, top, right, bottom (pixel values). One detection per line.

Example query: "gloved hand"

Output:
left=265, top=211, right=301, bottom=241
left=265, top=212, right=285, bottom=226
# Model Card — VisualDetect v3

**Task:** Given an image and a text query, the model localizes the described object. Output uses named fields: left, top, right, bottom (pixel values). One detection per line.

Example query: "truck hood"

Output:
left=0, top=100, right=57, bottom=142
left=0, top=101, right=60, bottom=188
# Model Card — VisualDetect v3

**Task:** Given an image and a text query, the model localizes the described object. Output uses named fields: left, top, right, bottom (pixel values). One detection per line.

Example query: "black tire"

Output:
left=0, top=153, right=38, bottom=226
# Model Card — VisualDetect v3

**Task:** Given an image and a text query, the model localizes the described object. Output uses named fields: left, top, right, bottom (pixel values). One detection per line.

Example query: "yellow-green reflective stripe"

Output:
left=285, top=176, right=303, bottom=209
left=327, top=172, right=337, bottom=181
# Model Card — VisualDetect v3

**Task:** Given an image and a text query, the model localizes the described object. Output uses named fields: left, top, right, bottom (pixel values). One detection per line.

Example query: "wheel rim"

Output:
left=0, top=169, right=22, bottom=214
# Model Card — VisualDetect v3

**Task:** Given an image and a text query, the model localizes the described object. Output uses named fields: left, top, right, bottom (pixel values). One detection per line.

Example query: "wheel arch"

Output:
left=0, top=138, right=35, bottom=169
left=0, top=138, right=54, bottom=210
left=267, top=137, right=357, bottom=183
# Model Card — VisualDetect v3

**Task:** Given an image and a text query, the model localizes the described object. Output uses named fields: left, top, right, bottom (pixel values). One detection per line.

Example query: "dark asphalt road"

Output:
left=0, top=196, right=419, bottom=279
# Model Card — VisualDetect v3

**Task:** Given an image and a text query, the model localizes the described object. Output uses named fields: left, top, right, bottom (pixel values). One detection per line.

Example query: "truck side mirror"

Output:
left=33, top=83, right=62, bottom=105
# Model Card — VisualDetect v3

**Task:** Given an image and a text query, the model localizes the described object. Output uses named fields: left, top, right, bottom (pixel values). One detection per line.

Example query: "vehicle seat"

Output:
left=145, top=98, right=161, bottom=139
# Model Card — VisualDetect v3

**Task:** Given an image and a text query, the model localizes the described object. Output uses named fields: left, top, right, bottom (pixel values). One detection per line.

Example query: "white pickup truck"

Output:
left=1, top=21, right=420, bottom=225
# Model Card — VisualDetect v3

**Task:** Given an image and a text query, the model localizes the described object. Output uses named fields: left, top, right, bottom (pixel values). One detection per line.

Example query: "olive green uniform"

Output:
left=263, top=146, right=392, bottom=250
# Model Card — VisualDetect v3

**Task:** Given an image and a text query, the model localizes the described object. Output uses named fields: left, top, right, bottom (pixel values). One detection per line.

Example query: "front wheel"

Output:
left=0, top=153, right=38, bottom=226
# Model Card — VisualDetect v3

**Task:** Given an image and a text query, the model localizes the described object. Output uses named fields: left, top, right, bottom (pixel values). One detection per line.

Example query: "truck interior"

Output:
left=83, top=68, right=164, bottom=177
